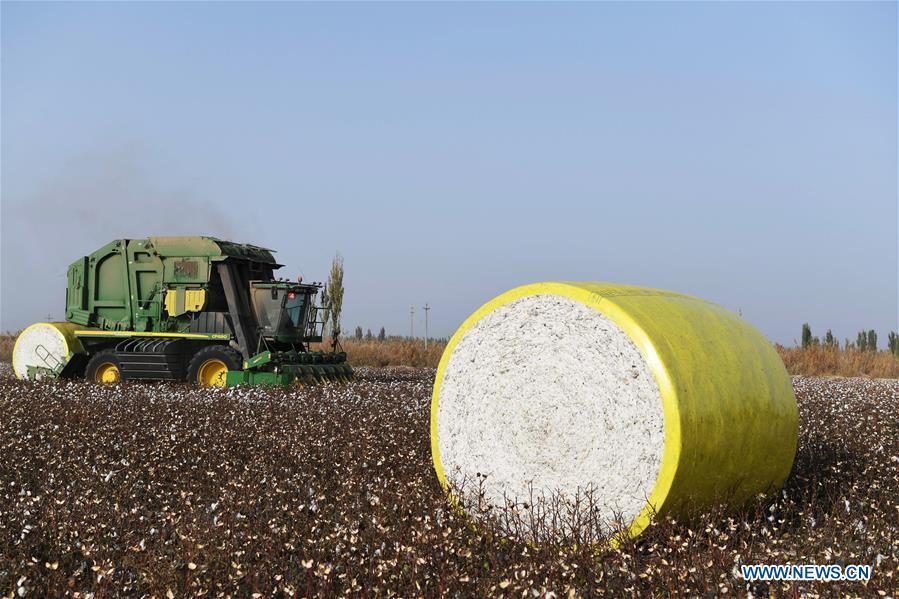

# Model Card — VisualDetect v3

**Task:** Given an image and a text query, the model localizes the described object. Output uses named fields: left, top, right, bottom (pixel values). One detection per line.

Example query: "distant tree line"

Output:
left=353, top=326, right=388, bottom=341
left=801, top=323, right=898, bottom=355
left=349, top=327, right=448, bottom=345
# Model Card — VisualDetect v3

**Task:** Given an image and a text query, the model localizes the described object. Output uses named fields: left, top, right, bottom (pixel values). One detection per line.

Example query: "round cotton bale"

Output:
left=430, top=282, right=797, bottom=541
left=13, top=322, right=84, bottom=380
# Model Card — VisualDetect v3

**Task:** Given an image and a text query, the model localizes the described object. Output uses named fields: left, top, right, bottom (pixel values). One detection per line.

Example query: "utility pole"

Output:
left=423, top=303, right=430, bottom=349
left=410, top=305, right=415, bottom=339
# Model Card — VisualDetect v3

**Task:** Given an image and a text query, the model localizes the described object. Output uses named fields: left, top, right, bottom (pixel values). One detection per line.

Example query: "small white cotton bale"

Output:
left=13, top=322, right=83, bottom=380
left=431, top=282, right=797, bottom=541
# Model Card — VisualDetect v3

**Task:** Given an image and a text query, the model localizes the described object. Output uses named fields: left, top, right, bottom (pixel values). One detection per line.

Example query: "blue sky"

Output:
left=2, top=2, right=896, bottom=345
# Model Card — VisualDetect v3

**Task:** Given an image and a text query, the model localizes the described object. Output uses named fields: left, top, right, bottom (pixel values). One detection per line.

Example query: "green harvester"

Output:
left=13, top=236, right=351, bottom=387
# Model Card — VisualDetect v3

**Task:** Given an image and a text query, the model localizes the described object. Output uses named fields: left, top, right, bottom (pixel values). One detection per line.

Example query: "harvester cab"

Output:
left=249, top=281, right=316, bottom=341
left=11, top=236, right=352, bottom=387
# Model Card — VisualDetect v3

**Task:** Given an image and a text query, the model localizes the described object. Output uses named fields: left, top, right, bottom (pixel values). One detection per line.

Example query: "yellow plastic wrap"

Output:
left=431, top=282, right=798, bottom=539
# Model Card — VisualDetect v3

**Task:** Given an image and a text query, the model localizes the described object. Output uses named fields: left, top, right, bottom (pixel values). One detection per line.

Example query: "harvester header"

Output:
left=14, top=236, right=351, bottom=386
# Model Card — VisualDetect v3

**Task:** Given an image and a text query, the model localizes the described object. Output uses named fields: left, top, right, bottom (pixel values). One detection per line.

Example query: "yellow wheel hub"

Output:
left=95, top=363, right=120, bottom=384
left=198, top=359, right=228, bottom=387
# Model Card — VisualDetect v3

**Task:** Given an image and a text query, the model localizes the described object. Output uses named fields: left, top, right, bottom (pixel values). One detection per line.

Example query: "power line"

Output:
left=423, top=303, right=430, bottom=349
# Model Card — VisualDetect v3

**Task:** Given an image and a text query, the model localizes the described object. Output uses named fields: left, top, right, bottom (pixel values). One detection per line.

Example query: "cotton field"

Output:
left=0, top=368, right=897, bottom=597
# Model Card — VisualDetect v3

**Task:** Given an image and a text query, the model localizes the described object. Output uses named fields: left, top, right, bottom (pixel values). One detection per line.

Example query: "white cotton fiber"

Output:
left=435, top=294, right=665, bottom=535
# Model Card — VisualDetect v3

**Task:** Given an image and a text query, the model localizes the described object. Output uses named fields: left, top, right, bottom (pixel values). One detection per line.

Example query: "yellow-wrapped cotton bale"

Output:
left=430, top=282, right=797, bottom=541
left=13, top=322, right=84, bottom=380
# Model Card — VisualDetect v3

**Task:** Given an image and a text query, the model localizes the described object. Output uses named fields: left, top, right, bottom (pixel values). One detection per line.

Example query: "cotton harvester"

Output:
left=12, top=237, right=352, bottom=386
